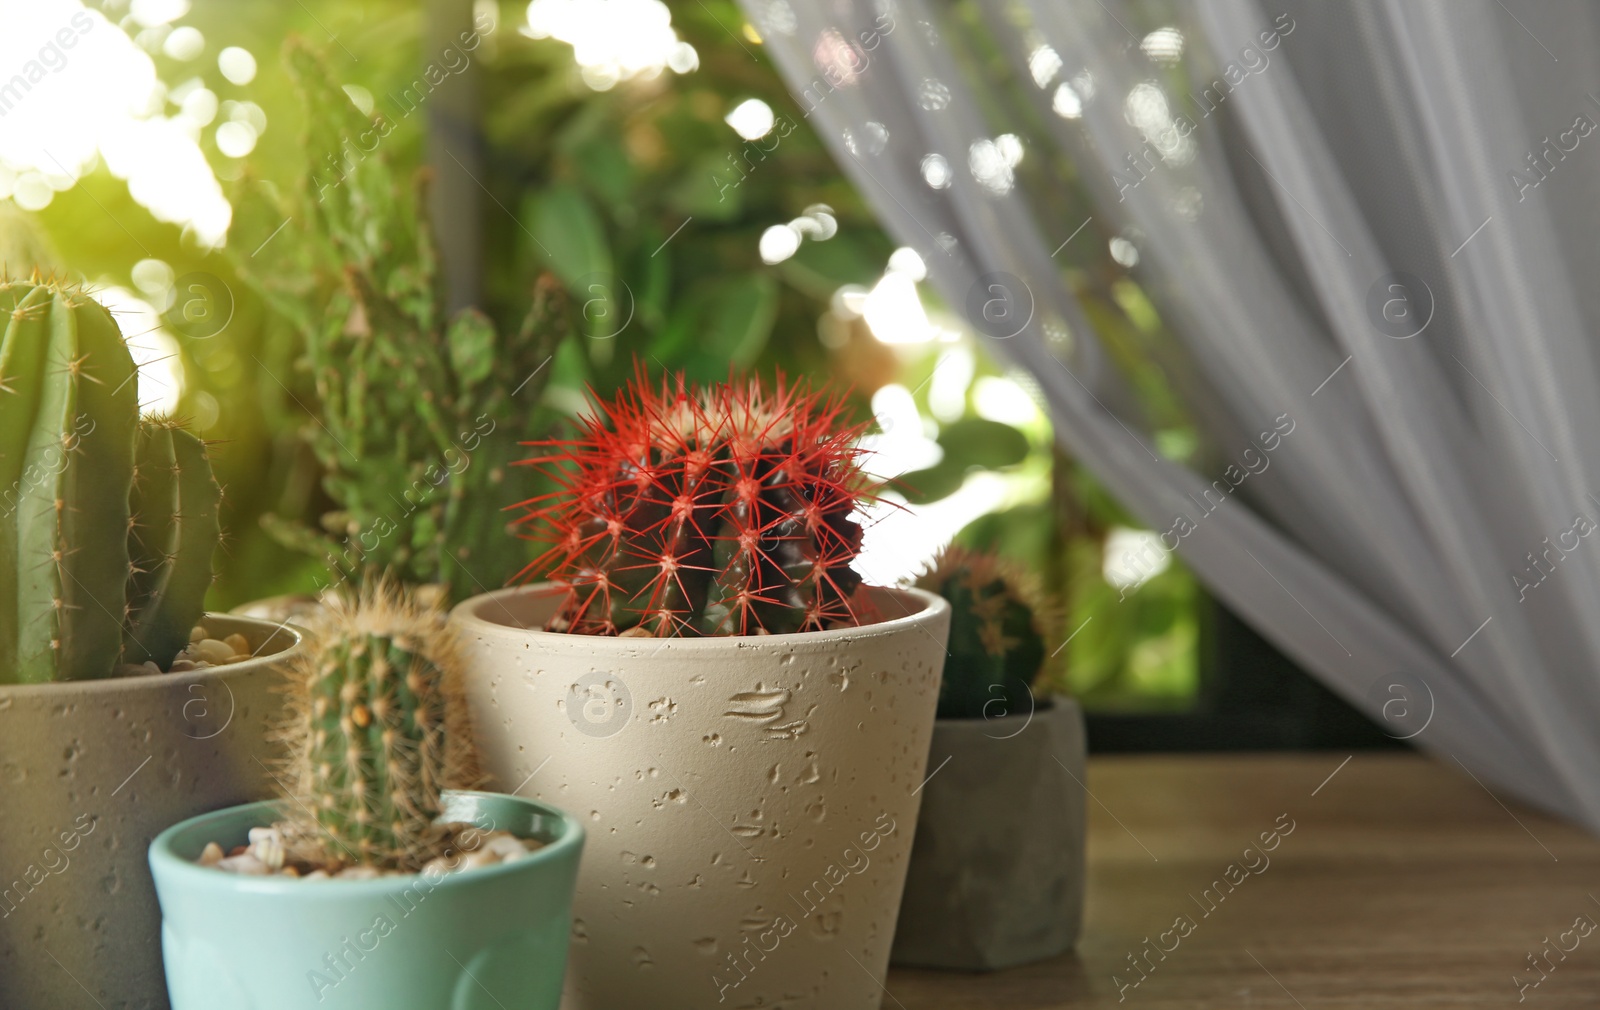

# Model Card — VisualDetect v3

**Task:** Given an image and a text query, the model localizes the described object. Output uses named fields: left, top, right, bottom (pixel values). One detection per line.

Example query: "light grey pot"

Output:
left=0, top=615, right=304, bottom=1010
left=889, top=698, right=1086, bottom=971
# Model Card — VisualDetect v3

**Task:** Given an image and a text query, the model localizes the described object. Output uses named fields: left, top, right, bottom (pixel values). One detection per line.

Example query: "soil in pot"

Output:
left=115, top=620, right=267, bottom=676
left=195, top=819, right=546, bottom=879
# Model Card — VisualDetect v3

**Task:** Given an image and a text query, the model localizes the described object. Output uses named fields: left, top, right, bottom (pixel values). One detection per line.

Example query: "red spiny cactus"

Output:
left=515, top=368, right=874, bottom=636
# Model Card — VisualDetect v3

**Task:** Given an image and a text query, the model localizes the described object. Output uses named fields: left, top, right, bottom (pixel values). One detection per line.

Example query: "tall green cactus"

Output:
left=228, top=40, right=571, bottom=601
left=283, top=582, right=479, bottom=870
left=0, top=276, right=221, bottom=683
left=916, top=547, right=1055, bottom=720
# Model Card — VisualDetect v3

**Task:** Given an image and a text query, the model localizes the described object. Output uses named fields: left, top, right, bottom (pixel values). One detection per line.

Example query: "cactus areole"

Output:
left=516, top=370, right=875, bottom=637
left=0, top=276, right=221, bottom=683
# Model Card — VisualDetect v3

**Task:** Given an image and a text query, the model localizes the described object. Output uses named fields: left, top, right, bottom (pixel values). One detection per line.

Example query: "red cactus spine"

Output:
left=516, top=370, right=873, bottom=636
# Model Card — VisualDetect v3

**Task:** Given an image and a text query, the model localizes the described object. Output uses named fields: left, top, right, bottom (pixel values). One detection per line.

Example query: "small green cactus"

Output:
left=281, top=582, right=480, bottom=870
left=916, top=547, right=1055, bottom=720
left=0, top=275, right=221, bottom=683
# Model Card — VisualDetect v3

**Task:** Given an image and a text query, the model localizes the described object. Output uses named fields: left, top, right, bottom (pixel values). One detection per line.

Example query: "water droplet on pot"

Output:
left=694, top=937, right=718, bottom=954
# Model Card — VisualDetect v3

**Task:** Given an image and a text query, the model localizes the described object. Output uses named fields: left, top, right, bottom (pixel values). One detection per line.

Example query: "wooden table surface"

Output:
left=885, top=752, right=1600, bottom=1008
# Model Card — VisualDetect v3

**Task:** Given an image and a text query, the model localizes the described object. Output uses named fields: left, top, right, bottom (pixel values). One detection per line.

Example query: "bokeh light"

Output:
left=0, top=0, right=231, bottom=243
left=523, top=0, right=697, bottom=91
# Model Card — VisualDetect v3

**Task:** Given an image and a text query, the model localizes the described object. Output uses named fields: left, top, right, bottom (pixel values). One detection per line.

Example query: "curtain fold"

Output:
left=741, top=0, right=1600, bottom=826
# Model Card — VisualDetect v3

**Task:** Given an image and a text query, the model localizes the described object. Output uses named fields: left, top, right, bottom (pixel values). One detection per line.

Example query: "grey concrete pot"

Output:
left=890, top=698, right=1086, bottom=971
left=0, top=615, right=304, bottom=1010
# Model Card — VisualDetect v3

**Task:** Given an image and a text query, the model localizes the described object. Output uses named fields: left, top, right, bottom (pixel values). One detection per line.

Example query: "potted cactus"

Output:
left=0, top=276, right=306, bottom=1009
left=890, top=547, right=1086, bottom=971
left=449, top=369, right=951, bottom=1010
left=149, top=583, right=584, bottom=1010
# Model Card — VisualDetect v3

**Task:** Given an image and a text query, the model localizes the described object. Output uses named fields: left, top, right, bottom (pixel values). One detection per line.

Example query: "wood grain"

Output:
left=884, top=753, right=1600, bottom=1008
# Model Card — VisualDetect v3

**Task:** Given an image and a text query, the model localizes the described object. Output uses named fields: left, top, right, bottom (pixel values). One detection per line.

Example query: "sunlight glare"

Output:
left=96, top=285, right=185, bottom=416
left=725, top=98, right=775, bottom=140
left=0, top=1, right=230, bottom=245
left=524, top=0, right=697, bottom=90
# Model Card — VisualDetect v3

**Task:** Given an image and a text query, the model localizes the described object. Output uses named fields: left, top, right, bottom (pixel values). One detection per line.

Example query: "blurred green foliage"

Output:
left=892, top=351, right=1200, bottom=710
left=0, top=0, right=1206, bottom=710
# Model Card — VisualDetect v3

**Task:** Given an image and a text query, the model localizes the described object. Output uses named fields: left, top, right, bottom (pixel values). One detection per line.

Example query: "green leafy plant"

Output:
left=280, top=580, right=480, bottom=870
left=521, top=368, right=872, bottom=636
left=0, top=276, right=221, bottom=683
left=228, top=40, right=573, bottom=601
left=16, top=2, right=897, bottom=612
left=916, top=546, right=1056, bottom=720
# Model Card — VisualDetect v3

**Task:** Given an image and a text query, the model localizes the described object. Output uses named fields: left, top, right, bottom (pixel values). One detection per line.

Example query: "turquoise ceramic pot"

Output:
left=149, top=790, right=583, bottom=1010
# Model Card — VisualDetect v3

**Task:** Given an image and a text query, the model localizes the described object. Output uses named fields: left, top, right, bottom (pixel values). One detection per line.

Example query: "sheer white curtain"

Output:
left=741, top=0, right=1600, bottom=828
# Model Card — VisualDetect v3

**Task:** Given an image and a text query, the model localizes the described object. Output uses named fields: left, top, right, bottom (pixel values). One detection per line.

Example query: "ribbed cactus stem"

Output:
left=917, top=547, right=1053, bottom=720
left=0, top=277, right=138, bottom=683
left=286, top=583, right=478, bottom=870
left=520, top=369, right=871, bottom=637
left=0, top=277, right=221, bottom=683
left=123, top=419, right=221, bottom=666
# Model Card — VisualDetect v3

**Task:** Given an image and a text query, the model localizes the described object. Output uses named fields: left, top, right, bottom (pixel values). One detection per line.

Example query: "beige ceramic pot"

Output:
left=0, top=615, right=305, bottom=1010
left=451, top=584, right=950, bottom=1010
